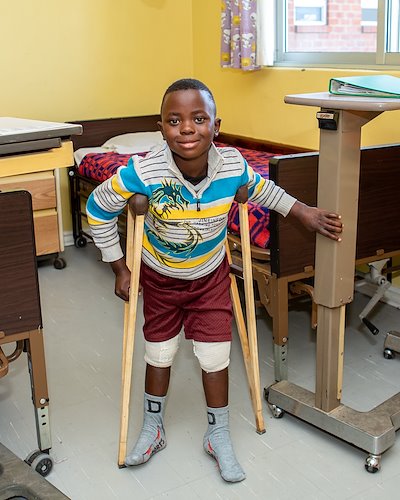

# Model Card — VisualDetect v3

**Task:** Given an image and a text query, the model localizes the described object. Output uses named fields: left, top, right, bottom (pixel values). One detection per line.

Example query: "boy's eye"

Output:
left=169, top=118, right=180, bottom=125
left=194, top=117, right=206, bottom=124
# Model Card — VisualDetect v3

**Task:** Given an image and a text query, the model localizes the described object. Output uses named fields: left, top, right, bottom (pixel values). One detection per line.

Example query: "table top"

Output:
left=0, top=117, right=82, bottom=145
left=284, top=92, right=400, bottom=111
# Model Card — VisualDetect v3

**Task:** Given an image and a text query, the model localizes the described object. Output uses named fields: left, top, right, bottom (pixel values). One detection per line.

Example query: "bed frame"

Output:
left=69, top=116, right=400, bottom=381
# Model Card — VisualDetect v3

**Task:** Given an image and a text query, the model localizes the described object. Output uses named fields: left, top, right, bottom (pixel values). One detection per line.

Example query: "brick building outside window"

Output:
left=287, top=0, right=377, bottom=53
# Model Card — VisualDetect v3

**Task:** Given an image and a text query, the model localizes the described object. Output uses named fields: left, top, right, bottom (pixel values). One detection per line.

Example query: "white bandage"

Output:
left=144, top=335, right=180, bottom=368
left=192, top=341, right=231, bottom=373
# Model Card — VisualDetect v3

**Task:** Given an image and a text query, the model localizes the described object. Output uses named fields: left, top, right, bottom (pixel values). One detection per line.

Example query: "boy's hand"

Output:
left=289, top=201, right=342, bottom=241
left=110, top=258, right=131, bottom=301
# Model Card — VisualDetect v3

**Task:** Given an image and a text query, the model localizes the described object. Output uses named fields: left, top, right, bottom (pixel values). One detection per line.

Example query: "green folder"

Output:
left=329, top=75, right=400, bottom=98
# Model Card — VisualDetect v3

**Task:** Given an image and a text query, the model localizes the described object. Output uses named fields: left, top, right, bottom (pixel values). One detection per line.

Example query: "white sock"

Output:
left=125, top=393, right=166, bottom=466
left=203, top=406, right=246, bottom=482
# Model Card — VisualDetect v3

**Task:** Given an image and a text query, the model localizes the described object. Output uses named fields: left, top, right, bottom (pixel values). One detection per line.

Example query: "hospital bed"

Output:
left=68, top=115, right=400, bottom=381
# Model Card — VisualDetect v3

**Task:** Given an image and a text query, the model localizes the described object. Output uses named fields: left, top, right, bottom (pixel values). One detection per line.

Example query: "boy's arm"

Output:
left=86, top=179, right=126, bottom=263
left=244, top=160, right=342, bottom=240
left=288, top=201, right=342, bottom=241
left=87, top=157, right=146, bottom=263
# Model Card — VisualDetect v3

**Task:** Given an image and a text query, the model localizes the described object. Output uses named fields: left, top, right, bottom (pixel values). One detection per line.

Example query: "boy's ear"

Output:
left=157, top=121, right=165, bottom=138
left=214, top=118, right=221, bottom=137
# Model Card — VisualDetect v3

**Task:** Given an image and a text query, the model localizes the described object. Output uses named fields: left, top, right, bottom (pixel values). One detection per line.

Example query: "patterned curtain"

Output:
left=220, top=0, right=259, bottom=71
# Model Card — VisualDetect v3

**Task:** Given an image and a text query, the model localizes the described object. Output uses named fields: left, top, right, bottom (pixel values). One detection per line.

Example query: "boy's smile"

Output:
left=158, top=89, right=221, bottom=178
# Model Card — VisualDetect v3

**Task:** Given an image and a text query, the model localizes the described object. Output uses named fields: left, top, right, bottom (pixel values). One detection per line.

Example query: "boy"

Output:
left=86, top=78, right=342, bottom=482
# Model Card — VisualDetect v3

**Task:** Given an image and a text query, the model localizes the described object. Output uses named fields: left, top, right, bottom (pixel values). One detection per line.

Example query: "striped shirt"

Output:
left=86, top=143, right=296, bottom=279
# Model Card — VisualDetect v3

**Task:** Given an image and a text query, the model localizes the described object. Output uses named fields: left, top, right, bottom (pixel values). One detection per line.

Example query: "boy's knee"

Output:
left=144, top=335, right=180, bottom=368
left=193, top=341, right=231, bottom=373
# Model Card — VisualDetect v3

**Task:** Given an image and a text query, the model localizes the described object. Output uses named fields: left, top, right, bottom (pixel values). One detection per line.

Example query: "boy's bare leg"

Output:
left=125, top=365, right=169, bottom=466
left=145, top=364, right=170, bottom=396
left=202, top=368, right=246, bottom=482
left=202, top=367, right=228, bottom=407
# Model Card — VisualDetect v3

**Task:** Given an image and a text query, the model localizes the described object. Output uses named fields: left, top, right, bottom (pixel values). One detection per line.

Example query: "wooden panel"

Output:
left=0, top=140, right=73, bottom=177
left=357, top=144, right=400, bottom=259
left=0, top=172, right=56, bottom=210
left=71, top=116, right=161, bottom=149
left=0, top=191, right=42, bottom=335
left=218, top=132, right=311, bottom=155
left=33, top=212, right=60, bottom=255
left=269, top=153, right=318, bottom=277
left=269, top=144, right=400, bottom=277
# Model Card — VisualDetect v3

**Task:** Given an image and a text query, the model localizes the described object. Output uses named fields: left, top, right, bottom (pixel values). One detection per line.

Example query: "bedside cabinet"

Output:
left=0, top=118, right=82, bottom=268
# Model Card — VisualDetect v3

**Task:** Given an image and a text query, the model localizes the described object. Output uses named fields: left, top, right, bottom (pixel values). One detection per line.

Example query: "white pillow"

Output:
left=101, top=131, right=164, bottom=154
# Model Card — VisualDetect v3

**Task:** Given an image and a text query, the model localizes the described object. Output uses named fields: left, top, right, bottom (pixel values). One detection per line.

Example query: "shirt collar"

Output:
left=164, top=142, right=224, bottom=176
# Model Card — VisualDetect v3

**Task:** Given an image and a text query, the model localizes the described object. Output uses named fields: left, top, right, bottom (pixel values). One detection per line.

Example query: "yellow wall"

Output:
left=2, top=0, right=400, bottom=291
left=0, top=0, right=193, bottom=232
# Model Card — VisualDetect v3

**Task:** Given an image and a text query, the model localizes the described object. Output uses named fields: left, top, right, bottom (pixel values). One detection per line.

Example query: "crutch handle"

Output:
left=128, top=194, right=149, bottom=216
left=234, top=185, right=248, bottom=204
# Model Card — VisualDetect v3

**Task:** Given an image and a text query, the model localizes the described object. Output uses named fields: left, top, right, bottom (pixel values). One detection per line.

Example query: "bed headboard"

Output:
left=70, top=115, right=311, bottom=156
left=70, top=115, right=161, bottom=150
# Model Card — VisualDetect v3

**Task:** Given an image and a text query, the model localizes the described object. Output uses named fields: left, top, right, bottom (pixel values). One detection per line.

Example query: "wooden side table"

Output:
left=0, top=117, right=82, bottom=268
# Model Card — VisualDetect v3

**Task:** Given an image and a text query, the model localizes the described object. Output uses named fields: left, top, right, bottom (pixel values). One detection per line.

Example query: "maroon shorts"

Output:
left=140, top=258, right=233, bottom=343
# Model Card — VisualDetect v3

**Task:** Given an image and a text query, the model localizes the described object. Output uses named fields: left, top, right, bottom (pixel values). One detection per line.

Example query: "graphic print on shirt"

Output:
left=148, top=179, right=203, bottom=266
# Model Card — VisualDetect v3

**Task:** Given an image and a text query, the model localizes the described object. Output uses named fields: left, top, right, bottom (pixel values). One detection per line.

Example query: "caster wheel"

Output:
left=74, top=236, right=87, bottom=248
left=53, top=257, right=66, bottom=270
left=25, top=449, right=42, bottom=465
left=383, top=348, right=394, bottom=360
left=365, top=454, right=381, bottom=473
left=269, top=404, right=284, bottom=419
left=31, top=453, right=53, bottom=476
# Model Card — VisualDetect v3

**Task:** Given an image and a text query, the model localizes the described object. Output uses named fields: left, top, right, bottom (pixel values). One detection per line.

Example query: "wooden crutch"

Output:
left=226, top=186, right=265, bottom=434
left=118, top=194, right=148, bottom=467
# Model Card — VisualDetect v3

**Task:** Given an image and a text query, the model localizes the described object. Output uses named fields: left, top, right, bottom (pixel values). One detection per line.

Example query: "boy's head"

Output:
left=158, top=79, right=221, bottom=169
left=160, top=78, right=217, bottom=116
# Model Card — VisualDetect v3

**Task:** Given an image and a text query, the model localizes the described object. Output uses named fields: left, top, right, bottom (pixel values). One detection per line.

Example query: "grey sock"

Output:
left=125, top=393, right=166, bottom=466
left=203, top=406, right=246, bottom=482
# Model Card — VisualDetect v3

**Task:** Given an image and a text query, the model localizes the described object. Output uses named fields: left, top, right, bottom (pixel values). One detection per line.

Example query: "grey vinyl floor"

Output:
left=1, top=243, right=400, bottom=499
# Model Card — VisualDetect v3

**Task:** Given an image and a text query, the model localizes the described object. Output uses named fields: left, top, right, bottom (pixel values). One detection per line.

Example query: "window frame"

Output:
left=274, top=0, right=400, bottom=69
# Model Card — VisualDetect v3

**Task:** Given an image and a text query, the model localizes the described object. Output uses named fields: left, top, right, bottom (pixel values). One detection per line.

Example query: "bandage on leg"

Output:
left=144, top=335, right=180, bottom=368
left=125, top=393, right=166, bottom=466
left=203, top=405, right=246, bottom=482
left=193, top=340, right=231, bottom=373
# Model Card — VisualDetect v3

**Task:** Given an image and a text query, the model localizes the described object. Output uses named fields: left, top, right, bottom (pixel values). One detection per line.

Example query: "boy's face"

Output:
left=158, top=89, right=221, bottom=166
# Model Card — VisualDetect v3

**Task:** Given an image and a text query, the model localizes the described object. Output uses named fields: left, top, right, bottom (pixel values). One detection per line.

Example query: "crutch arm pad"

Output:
left=128, top=194, right=149, bottom=216
left=234, top=185, right=248, bottom=204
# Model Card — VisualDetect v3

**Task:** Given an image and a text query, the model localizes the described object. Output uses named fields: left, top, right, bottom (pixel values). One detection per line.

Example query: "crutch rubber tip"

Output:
left=128, top=194, right=149, bottom=216
left=118, top=463, right=127, bottom=469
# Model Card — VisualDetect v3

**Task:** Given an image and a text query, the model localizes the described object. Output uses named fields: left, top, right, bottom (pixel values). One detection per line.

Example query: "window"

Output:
left=294, top=0, right=327, bottom=26
left=273, top=0, right=400, bottom=68
left=361, top=0, right=378, bottom=26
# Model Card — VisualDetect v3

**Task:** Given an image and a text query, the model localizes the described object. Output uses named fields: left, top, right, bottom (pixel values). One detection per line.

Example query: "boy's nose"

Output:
left=180, top=120, right=195, bottom=134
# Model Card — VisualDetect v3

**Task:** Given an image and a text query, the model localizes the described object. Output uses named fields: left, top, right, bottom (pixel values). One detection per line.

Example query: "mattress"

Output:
left=76, top=143, right=275, bottom=248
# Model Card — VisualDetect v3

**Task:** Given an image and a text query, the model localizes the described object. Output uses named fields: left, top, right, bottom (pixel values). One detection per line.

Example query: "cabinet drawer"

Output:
left=0, top=140, right=73, bottom=177
left=33, top=211, right=60, bottom=256
left=0, top=172, right=56, bottom=211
